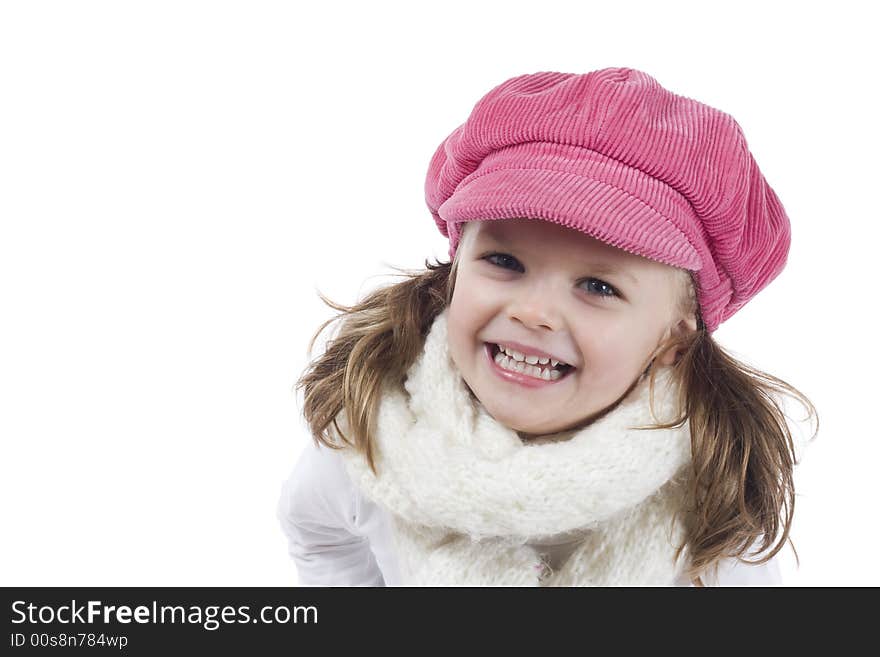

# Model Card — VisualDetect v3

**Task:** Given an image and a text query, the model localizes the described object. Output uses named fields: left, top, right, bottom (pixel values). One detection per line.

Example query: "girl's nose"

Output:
left=507, top=286, right=563, bottom=331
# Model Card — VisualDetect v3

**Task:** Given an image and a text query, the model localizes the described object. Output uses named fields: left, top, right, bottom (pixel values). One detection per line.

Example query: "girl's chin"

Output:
left=476, top=400, right=569, bottom=435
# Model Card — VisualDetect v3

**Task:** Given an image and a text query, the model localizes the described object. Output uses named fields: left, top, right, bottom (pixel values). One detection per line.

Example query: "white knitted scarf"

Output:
left=337, top=309, right=694, bottom=586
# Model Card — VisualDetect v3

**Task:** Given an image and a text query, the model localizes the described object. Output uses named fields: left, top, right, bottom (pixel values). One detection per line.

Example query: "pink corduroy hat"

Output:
left=424, top=67, right=791, bottom=334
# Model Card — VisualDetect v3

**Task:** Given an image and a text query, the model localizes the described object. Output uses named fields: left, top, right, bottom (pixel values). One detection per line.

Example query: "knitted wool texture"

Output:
left=424, top=67, right=792, bottom=333
left=337, top=309, right=694, bottom=586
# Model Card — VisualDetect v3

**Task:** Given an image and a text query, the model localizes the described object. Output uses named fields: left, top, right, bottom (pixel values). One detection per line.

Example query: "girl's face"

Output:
left=446, top=217, right=693, bottom=439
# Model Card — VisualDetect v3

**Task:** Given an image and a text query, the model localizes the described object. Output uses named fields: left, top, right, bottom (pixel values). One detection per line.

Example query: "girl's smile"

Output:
left=483, top=341, right=576, bottom=389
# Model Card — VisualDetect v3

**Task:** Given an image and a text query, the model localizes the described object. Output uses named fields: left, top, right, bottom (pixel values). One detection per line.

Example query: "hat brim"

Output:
left=438, top=167, right=703, bottom=272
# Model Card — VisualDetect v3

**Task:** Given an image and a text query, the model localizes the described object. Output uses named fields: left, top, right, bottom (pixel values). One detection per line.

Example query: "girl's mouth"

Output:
left=484, top=342, right=575, bottom=386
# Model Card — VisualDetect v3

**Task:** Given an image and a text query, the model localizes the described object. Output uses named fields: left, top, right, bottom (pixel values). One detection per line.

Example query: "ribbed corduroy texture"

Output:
left=424, top=68, right=791, bottom=333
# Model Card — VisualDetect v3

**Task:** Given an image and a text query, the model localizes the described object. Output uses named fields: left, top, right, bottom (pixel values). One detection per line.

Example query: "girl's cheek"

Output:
left=475, top=277, right=515, bottom=299
left=461, top=283, right=501, bottom=309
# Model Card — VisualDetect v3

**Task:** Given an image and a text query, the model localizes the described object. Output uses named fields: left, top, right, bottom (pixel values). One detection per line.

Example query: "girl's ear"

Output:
left=656, top=315, right=698, bottom=367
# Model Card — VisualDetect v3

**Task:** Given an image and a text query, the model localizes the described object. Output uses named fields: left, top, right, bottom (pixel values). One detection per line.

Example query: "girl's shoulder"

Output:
left=675, top=538, right=784, bottom=586
left=676, top=553, right=783, bottom=586
left=277, top=439, right=388, bottom=586
left=711, top=552, right=783, bottom=586
left=279, top=439, right=361, bottom=534
left=281, top=438, right=386, bottom=538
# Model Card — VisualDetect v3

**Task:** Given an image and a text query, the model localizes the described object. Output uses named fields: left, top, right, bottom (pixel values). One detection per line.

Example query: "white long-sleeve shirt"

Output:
left=277, top=440, right=783, bottom=587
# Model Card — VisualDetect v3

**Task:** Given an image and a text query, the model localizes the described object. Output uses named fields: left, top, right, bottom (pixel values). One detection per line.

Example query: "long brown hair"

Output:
left=294, top=251, right=818, bottom=587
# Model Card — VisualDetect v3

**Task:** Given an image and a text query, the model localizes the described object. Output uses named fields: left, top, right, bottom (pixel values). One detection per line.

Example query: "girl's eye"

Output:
left=581, top=278, right=619, bottom=298
left=483, top=252, right=523, bottom=271
left=481, top=253, right=619, bottom=299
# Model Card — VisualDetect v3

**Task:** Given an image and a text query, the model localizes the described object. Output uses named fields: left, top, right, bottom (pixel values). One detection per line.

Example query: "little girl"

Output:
left=277, top=67, right=817, bottom=586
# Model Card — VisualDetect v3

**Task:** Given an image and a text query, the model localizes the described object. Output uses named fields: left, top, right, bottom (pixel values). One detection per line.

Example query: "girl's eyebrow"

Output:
left=477, top=231, right=639, bottom=286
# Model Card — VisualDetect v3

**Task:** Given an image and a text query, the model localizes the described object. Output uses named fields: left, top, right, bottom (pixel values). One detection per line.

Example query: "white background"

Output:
left=1, top=0, right=876, bottom=586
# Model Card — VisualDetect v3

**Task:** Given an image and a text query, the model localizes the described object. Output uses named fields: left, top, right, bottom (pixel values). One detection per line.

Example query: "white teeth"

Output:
left=497, top=343, right=568, bottom=368
left=493, top=347, right=564, bottom=380
left=498, top=344, right=567, bottom=368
